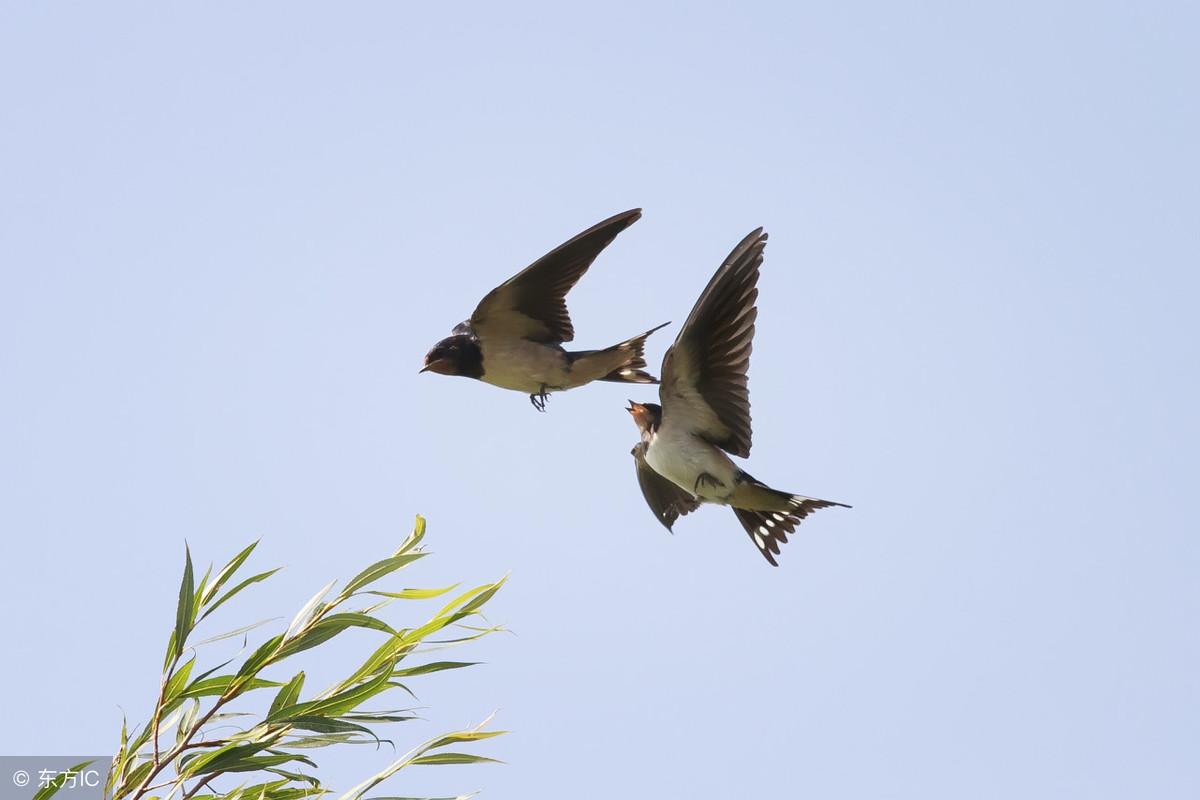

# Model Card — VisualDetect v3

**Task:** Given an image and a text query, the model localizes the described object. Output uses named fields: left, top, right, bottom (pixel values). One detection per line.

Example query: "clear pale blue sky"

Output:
left=2, top=2, right=1197, bottom=798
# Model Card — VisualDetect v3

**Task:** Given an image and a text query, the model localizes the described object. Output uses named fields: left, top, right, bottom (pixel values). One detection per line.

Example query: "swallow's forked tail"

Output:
left=580, top=321, right=670, bottom=385
left=730, top=472, right=851, bottom=566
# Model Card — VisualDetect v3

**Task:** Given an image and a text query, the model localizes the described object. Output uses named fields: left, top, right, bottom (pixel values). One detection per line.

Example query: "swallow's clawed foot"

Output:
left=529, top=385, right=550, bottom=412
left=694, top=472, right=723, bottom=493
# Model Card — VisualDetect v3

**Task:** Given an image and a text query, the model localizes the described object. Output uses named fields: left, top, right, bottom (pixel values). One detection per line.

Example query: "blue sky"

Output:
left=1, top=2, right=1197, bottom=797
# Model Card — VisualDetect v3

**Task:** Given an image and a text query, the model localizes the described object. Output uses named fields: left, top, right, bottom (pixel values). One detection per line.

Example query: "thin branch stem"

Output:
left=180, top=773, right=223, bottom=800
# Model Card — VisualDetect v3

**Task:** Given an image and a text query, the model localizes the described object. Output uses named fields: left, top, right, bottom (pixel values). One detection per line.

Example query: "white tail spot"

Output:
left=753, top=532, right=766, bottom=550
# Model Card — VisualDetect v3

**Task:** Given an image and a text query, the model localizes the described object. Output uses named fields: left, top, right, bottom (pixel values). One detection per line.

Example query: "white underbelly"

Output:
left=480, top=339, right=570, bottom=393
left=645, top=427, right=738, bottom=504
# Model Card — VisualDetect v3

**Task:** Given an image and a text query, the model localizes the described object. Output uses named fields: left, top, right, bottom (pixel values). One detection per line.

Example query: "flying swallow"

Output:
left=626, top=228, right=849, bottom=565
left=421, top=208, right=669, bottom=411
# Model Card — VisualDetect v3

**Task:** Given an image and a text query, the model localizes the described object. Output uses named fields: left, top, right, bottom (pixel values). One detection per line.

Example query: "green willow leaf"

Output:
left=408, top=753, right=501, bottom=767
left=173, top=545, right=196, bottom=661
left=177, top=699, right=200, bottom=746
left=283, top=716, right=385, bottom=746
left=274, top=613, right=394, bottom=662
left=236, top=634, right=285, bottom=677
left=366, top=585, right=459, bottom=601
left=163, top=657, right=196, bottom=704
left=424, top=730, right=505, bottom=749
left=342, top=555, right=426, bottom=597
left=193, top=564, right=213, bottom=613
left=271, top=663, right=394, bottom=722
left=284, top=732, right=363, bottom=749
left=194, top=618, right=281, bottom=647
left=343, top=635, right=415, bottom=687
left=268, top=671, right=306, bottom=717
left=182, top=675, right=282, bottom=699
left=317, top=612, right=397, bottom=636
left=201, top=568, right=281, bottom=622
left=395, top=515, right=427, bottom=556
left=115, top=759, right=153, bottom=798
left=286, top=580, right=337, bottom=637
left=261, top=769, right=322, bottom=788
left=392, top=662, right=477, bottom=677
left=202, top=540, right=261, bottom=607
left=203, top=753, right=317, bottom=776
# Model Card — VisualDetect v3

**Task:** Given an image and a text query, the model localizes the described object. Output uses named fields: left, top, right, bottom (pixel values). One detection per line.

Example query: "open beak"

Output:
left=627, top=400, right=650, bottom=428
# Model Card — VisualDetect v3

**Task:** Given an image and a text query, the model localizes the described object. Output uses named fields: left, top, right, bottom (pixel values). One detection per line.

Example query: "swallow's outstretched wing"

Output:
left=659, top=228, right=766, bottom=458
left=469, top=209, right=642, bottom=344
left=632, top=442, right=702, bottom=531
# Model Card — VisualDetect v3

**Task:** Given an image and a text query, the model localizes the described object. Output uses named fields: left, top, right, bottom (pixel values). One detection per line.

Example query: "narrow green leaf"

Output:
left=188, top=655, right=236, bottom=687
left=115, top=759, right=153, bottom=797
left=268, top=671, right=306, bottom=717
left=274, top=613, right=393, bottom=662
left=425, top=730, right=506, bottom=749
left=163, top=657, right=196, bottom=704
left=425, top=624, right=505, bottom=646
left=457, top=579, right=505, bottom=617
left=108, top=717, right=129, bottom=796
left=287, top=579, right=337, bottom=637
left=236, top=634, right=285, bottom=677
left=180, top=743, right=261, bottom=777
left=163, top=629, right=178, bottom=672
left=342, top=555, right=426, bottom=597
left=341, top=713, right=418, bottom=723
left=430, top=580, right=503, bottom=624
left=202, top=540, right=261, bottom=607
left=343, top=635, right=414, bottom=687
left=318, top=612, right=397, bottom=636
left=182, top=675, right=281, bottom=699
left=284, top=716, right=385, bottom=746
left=194, top=617, right=281, bottom=647
left=173, top=544, right=196, bottom=661
left=176, top=699, right=200, bottom=746
left=392, top=661, right=477, bottom=677
left=394, top=515, right=427, bottom=556
left=285, top=732, right=364, bottom=749
left=202, top=753, right=316, bottom=776
left=366, top=584, right=459, bottom=601
left=408, top=753, right=502, bottom=766
left=272, top=623, right=346, bottom=662
left=193, top=563, right=212, bottom=613
left=200, top=568, right=281, bottom=622
left=270, top=663, right=394, bottom=722
left=261, top=769, right=322, bottom=788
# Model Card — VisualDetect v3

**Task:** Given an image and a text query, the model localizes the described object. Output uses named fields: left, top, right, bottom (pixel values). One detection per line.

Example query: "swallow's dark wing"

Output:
left=470, top=209, right=642, bottom=344
left=659, top=228, right=766, bottom=458
left=632, top=442, right=701, bottom=531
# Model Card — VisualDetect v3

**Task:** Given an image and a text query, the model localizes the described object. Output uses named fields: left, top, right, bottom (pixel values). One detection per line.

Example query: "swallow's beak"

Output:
left=420, top=357, right=454, bottom=376
left=626, top=399, right=641, bottom=414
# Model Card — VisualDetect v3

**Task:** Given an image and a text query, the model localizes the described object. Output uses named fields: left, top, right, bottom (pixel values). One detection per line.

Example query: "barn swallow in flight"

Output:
left=626, top=228, right=849, bottom=565
left=421, top=208, right=669, bottom=411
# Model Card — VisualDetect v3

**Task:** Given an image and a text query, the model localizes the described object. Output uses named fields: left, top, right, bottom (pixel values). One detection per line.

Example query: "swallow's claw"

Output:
left=694, top=472, right=723, bottom=493
left=529, top=386, right=550, bottom=412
